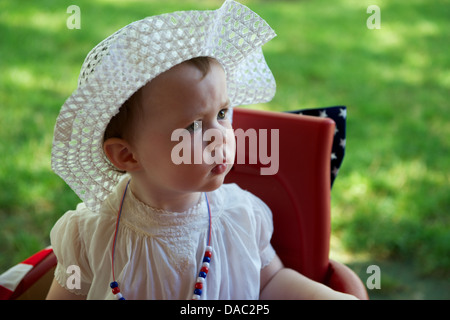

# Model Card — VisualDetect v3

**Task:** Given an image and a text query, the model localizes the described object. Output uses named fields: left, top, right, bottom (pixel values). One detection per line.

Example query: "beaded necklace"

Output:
left=109, top=180, right=213, bottom=300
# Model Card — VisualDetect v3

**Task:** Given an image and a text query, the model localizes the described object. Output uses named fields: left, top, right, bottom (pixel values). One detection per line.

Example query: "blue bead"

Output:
left=203, top=256, right=211, bottom=263
left=119, top=297, right=126, bottom=300
left=110, top=281, right=119, bottom=288
left=194, top=288, right=202, bottom=296
left=199, top=271, right=207, bottom=278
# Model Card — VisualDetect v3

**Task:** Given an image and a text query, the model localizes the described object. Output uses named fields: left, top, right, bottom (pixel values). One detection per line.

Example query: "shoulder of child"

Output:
left=50, top=202, right=114, bottom=246
left=219, top=183, right=272, bottom=215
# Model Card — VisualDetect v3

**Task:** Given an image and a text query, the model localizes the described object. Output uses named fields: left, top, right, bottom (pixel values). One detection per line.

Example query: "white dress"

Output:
left=50, top=176, right=276, bottom=299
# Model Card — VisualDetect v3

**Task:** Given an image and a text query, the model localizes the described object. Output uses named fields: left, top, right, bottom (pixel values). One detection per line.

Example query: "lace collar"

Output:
left=123, top=186, right=206, bottom=228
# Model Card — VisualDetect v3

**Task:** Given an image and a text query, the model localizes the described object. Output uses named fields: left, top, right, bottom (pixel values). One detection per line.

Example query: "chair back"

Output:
left=225, top=107, right=335, bottom=282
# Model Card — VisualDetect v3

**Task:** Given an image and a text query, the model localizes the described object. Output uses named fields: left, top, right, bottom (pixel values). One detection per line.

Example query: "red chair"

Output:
left=225, top=107, right=368, bottom=299
left=0, top=107, right=368, bottom=299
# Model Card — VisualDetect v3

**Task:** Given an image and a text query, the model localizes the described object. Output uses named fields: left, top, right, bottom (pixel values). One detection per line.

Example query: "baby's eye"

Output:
left=187, top=121, right=201, bottom=132
left=217, top=109, right=229, bottom=120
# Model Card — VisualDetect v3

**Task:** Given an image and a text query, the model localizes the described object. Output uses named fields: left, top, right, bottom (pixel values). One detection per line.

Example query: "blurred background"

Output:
left=0, top=0, right=448, bottom=299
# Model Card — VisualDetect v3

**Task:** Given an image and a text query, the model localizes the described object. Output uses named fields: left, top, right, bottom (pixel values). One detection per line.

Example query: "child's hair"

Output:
left=103, top=56, right=214, bottom=143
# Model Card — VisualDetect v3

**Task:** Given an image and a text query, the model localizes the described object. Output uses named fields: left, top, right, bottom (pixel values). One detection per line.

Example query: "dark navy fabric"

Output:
left=288, top=106, right=347, bottom=188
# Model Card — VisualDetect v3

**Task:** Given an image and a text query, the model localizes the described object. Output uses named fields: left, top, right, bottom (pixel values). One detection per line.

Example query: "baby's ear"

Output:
left=103, top=138, right=141, bottom=172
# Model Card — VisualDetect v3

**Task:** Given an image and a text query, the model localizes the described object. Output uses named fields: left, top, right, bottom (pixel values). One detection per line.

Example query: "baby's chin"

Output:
left=199, top=166, right=232, bottom=192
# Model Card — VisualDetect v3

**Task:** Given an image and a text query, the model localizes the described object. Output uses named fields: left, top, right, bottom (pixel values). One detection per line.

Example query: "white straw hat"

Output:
left=51, top=0, right=276, bottom=211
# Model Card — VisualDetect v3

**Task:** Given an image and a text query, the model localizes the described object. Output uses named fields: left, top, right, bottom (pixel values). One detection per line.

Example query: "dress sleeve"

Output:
left=249, top=193, right=276, bottom=269
left=50, top=203, right=93, bottom=296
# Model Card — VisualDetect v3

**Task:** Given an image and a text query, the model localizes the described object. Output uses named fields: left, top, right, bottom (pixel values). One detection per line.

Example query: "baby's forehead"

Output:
left=141, top=59, right=225, bottom=97
left=137, top=62, right=228, bottom=118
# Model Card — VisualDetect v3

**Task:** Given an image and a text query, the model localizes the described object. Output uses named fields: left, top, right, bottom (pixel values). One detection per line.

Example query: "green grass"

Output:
left=0, top=0, right=448, bottom=299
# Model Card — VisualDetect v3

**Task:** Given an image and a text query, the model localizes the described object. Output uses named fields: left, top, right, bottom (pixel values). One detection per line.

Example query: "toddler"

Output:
left=46, top=0, right=355, bottom=300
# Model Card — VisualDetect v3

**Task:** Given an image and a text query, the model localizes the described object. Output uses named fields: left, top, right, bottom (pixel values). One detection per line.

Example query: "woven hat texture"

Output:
left=52, top=0, right=276, bottom=211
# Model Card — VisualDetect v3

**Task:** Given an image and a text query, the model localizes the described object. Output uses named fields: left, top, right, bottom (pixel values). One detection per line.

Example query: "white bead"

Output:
left=196, top=277, right=205, bottom=283
left=192, top=294, right=200, bottom=300
left=202, top=262, right=210, bottom=268
left=116, top=292, right=123, bottom=299
left=205, top=246, right=213, bottom=253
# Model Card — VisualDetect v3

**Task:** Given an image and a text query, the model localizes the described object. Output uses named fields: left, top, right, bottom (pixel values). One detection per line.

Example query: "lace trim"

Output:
left=54, top=263, right=89, bottom=296
left=123, top=187, right=206, bottom=229
left=129, top=186, right=204, bottom=214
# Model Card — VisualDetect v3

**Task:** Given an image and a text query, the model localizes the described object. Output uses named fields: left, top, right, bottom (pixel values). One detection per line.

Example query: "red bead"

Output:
left=195, top=282, right=203, bottom=290
left=204, top=251, right=212, bottom=258
left=112, top=287, right=121, bottom=294
left=200, top=266, right=209, bottom=274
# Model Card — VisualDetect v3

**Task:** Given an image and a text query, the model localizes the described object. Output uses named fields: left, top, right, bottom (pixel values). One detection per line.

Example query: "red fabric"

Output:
left=0, top=286, right=13, bottom=300
left=225, top=108, right=368, bottom=298
left=0, top=247, right=56, bottom=300
left=22, top=247, right=53, bottom=267
left=226, top=107, right=334, bottom=282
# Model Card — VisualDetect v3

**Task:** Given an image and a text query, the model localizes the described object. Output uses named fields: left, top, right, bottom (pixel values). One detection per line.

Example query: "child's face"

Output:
left=129, top=60, right=235, bottom=195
